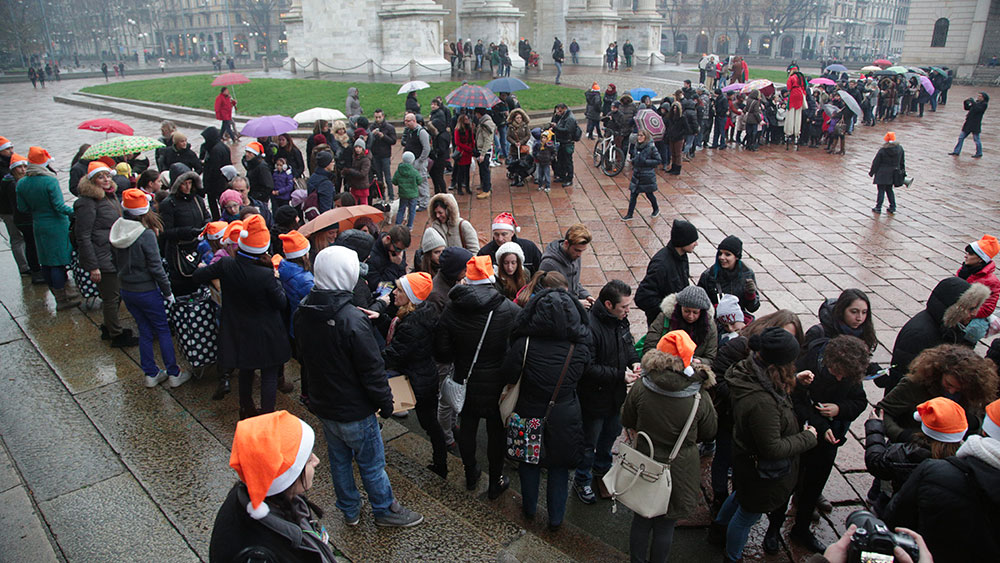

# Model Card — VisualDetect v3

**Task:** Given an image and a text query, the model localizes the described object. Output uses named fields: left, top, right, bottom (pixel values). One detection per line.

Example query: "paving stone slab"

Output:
left=0, top=486, right=60, bottom=563
left=0, top=444, right=20, bottom=494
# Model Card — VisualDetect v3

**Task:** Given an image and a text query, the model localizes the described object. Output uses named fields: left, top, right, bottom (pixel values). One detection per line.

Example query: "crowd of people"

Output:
left=2, top=58, right=998, bottom=562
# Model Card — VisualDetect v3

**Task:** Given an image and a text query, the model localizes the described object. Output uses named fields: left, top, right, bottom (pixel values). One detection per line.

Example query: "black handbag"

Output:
left=892, top=168, right=905, bottom=187
left=451, top=149, right=462, bottom=161
left=172, top=245, right=201, bottom=278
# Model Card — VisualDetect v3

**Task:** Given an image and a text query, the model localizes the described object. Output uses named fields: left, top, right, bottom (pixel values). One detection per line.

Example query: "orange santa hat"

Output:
left=656, top=330, right=697, bottom=376
left=238, top=215, right=270, bottom=254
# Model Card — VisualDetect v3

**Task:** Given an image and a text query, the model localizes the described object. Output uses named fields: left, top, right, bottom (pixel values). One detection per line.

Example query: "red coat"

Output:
left=959, top=261, right=1000, bottom=318
left=787, top=73, right=806, bottom=110
left=215, top=93, right=236, bottom=121
left=454, top=127, right=474, bottom=166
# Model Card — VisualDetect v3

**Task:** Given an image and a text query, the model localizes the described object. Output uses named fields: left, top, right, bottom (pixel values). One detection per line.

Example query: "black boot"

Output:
left=212, top=371, right=232, bottom=400
left=706, top=521, right=727, bottom=546
left=488, top=474, right=510, bottom=499
left=110, top=329, right=139, bottom=348
left=790, top=526, right=826, bottom=553
left=465, top=465, right=481, bottom=491
left=763, top=523, right=782, bottom=554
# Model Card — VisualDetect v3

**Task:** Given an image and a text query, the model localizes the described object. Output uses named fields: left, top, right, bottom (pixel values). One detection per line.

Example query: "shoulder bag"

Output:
left=499, top=337, right=529, bottom=422
left=603, top=393, right=701, bottom=518
left=440, top=309, right=493, bottom=414
left=505, top=343, right=575, bottom=465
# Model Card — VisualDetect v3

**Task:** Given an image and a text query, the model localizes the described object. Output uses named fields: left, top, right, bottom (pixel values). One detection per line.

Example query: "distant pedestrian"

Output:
left=214, top=87, right=239, bottom=143
left=552, top=41, right=565, bottom=85
left=101, top=62, right=109, bottom=81
left=949, top=92, right=988, bottom=158
left=570, top=39, right=580, bottom=64
left=622, top=129, right=660, bottom=220
left=869, top=131, right=905, bottom=214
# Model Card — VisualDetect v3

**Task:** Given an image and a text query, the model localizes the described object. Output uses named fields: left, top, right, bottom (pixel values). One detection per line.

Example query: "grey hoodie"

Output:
left=538, top=239, right=590, bottom=299
left=109, top=217, right=172, bottom=296
left=345, top=87, right=362, bottom=119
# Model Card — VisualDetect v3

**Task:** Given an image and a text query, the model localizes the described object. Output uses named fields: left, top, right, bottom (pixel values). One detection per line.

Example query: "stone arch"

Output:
left=780, top=35, right=794, bottom=58
left=931, top=18, right=948, bottom=47
left=758, top=34, right=771, bottom=56
left=675, top=34, right=688, bottom=54
left=695, top=33, right=709, bottom=54
left=716, top=34, right=730, bottom=55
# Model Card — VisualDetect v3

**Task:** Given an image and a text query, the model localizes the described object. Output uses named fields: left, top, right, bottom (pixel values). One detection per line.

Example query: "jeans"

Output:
left=586, top=118, right=601, bottom=138
left=395, top=198, right=418, bottom=229
left=415, top=394, right=448, bottom=470
left=518, top=464, right=569, bottom=526
left=476, top=54, right=483, bottom=70
left=537, top=162, right=551, bottom=189
left=630, top=514, right=677, bottom=563
left=953, top=131, right=982, bottom=155
left=576, top=413, right=622, bottom=485
left=709, top=428, right=733, bottom=502
left=459, top=407, right=505, bottom=486
left=372, top=156, right=393, bottom=200
left=42, top=265, right=67, bottom=289
left=684, top=133, right=698, bottom=153
left=219, top=119, right=237, bottom=141
left=495, top=125, right=509, bottom=158
left=875, top=184, right=896, bottom=211
left=655, top=140, right=670, bottom=166
left=713, top=117, right=727, bottom=148
left=239, top=365, right=279, bottom=414
left=715, top=492, right=762, bottom=561
left=477, top=155, right=492, bottom=192
left=415, top=159, right=430, bottom=208
left=554, top=61, right=562, bottom=83
left=625, top=55, right=633, bottom=68
left=572, top=52, right=579, bottom=64
left=930, top=93, right=937, bottom=111
left=120, top=288, right=178, bottom=377
left=320, top=414, right=395, bottom=520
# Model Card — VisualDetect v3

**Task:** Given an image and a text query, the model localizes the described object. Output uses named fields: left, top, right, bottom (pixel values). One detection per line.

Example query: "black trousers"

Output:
left=770, top=439, right=839, bottom=532
left=239, top=364, right=280, bottom=414
left=555, top=143, right=574, bottom=182
left=415, top=394, right=448, bottom=470
left=458, top=407, right=504, bottom=484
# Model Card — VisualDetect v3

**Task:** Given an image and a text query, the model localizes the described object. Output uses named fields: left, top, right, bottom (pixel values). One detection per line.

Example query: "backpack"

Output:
left=301, top=191, right=320, bottom=222
left=572, top=122, right=583, bottom=142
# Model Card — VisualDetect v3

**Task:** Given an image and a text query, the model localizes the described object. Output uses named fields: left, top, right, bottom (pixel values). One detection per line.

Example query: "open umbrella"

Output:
left=721, top=83, right=744, bottom=93
left=873, top=59, right=892, bottom=68
left=629, top=87, right=657, bottom=101
left=809, top=77, right=837, bottom=86
left=872, top=69, right=897, bottom=77
left=78, top=118, right=134, bottom=136
left=860, top=65, right=882, bottom=73
left=885, top=66, right=907, bottom=74
left=445, top=84, right=500, bottom=108
left=82, top=136, right=164, bottom=159
left=825, top=63, right=848, bottom=73
left=635, top=109, right=665, bottom=141
left=397, top=80, right=430, bottom=95
left=906, top=67, right=927, bottom=76
left=485, top=76, right=530, bottom=93
left=212, top=72, right=250, bottom=87
left=836, top=90, right=861, bottom=116
left=240, top=115, right=299, bottom=137
left=822, top=103, right=839, bottom=117
left=919, top=75, right=935, bottom=95
left=293, top=107, right=347, bottom=123
left=298, top=205, right=386, bottom=238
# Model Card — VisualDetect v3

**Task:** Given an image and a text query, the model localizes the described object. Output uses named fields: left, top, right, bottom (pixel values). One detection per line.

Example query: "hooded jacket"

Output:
left=161, top=143, right=203, bottom=175
left=869, top=142, right=905, bottom=186
left=73, top=176, right=121, bottom=273
left=16, top=165, right=73, bottom=267
left=501, top=289, right=593, bottom=468
left=384, top=302, right=441, bottom=399
left=538, top=239, right=590, bottom=300
left=306, top=167, right=335, bottom=214
left=579, top=299, right=639, bottom=417
left=622, top=347, right=717, bottom=519
left=506, top=108, right=532, bottom=146
left=884, top=436, right=1000, bottom=562
left=636, top=244, right=690, bottom=324
left=341, top=149, right=370, bottom=194
left=276, top=258, right=314, bottom=330
left=160, top=171, right=209, bottom=262
left=727, top=356, right=817, bottom=513
left=863, top=417, right=931, bottom=504
left=434, top=284, right=520, bottom=416
left=584, top=90, right=603, bottom=121
left=345, top=87, right=362, bottom=119
left=245, top=154, right=275, bottom=203
left=475, top=113, right=496, bottom=154
left=201, top=126, right=232, bottom=196
left=642, top=293, right=718, bottom=364
left=696, top=259, right=759, bottom=314
left=428, top=193, right=479, bottom=252
left=888, top=277, right=990, bottom=390
left=957, top=260, right=1000, bottom=319
left=109, top=216, right=171, bottom=295
left=552, top=109, right=578, bottom=143
left=628, top=140, right=661, bottom=194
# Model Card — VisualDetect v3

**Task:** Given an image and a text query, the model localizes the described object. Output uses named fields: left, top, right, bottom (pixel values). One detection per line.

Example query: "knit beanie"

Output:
left=220, top=165, right=239, bottom=181
left=220, top=189, right=243, bottom=208
left=273, top=205, right=299, bottom=229
left=398, top=272, right=433, bottom=304
left=967, top=235, right=999, bottom=263
left=717, top=235, right=743, bottom=260
left=354, top=138, right=366, bottom=150
left=748, top=326, right=800, bottom=366
left=334, top=229, right=375, bottom=262
left=670, top=219, right=699, bottom=247
left=676, top=285, right=712, bottom=310
left=914, top=397, right=968, bottom=443
left=421, top=227, right=446, bottom=253
left=983, top=399, right=1000, bottom=440
left=402, top=151, right=415, bottom=165
left=439, top=247, right=474, bottom=282
left=315, top=151, right=334, bottom=169
left=496, top=241, right=525, bottom=267
left=313, top=246, right=359, bottom=291
left=715, top=294, right=743, bottom=325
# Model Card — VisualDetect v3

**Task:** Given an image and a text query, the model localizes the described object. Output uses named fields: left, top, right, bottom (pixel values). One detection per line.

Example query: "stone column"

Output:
left=566, top=0, right=621, bottom=66
left=460, top=0, right=525, bottom=69
left=619, top=0, right=662, bottom=67
left=378, top=0, right=451, bottom=75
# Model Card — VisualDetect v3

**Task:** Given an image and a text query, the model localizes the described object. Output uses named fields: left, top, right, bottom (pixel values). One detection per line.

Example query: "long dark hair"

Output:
left=71, top=144, right=91, bottom=166
left=457, top=114, right=473, bottom=135
left=496, top=252, right=528, bottom=300
left=832, top=288, right=877, bottom=351
left=515, top=270, right=568, bottom=307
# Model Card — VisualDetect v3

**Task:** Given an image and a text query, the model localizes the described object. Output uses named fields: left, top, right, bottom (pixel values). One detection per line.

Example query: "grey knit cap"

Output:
left=676, top=285, right=712, bottom=310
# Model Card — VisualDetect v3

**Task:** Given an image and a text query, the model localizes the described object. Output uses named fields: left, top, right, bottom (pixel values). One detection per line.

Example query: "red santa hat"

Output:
left=491, top=212, right=520, bottom=233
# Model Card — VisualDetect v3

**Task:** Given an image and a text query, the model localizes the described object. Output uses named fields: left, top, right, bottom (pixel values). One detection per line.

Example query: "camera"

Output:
left=845, top=510, right=920, bottom=563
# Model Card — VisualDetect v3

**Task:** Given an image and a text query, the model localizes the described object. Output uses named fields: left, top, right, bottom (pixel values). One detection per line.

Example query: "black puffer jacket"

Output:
left=294, top=289, right=394, bottom=422
left=888, top=277, right=990, bottom=390
left=697, top=260, right=759, bottom=313
left=711, top=335, right=751, bottom=432
left=792, top=338, right=868, bottom=441
left=160, top=144, right=203, bottom=175
left=245, top=155, right=275, bottom=203
left=384, top=303, right=440, bottom=399
left=884, top=438, right=1000, bottom=562
left=434, top=284, right=520, bottom=416
left=629, top=140, right=660, bottom=194
left=635, top=244, right=690, bottom=324
left=73, top=177, right=121, bottom=273
left=863, top=417, right=931, bottom=501
left=160, top=172, right=209, bottom=295
left=585, top=90, right=603, bottom=121
left=868, top=142, right=905, bottom=186
left=501, top=289, right=593, bottom=468
left=201, top=126, right=232, bottom=196
left=579, top=298, right=638, bottom=417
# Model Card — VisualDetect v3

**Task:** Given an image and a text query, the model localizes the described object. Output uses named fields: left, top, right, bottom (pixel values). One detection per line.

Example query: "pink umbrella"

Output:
left=809, top=77, right=836, bottom=86
left=918, top=75, right=935, bottom=95
left=78, top=118, right=134, bottom=136
left=635, top=109, right=665, bottom=141
left=721, top=83, right=744, bottom=93
left=211, top=72, right=250, bottom=86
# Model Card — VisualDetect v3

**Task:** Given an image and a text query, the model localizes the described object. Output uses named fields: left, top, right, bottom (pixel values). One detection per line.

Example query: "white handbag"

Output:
left=603, top=393, right=701, bottom=518
left=499, top=336, right=529, bottom=422
left=440, top=310, right=493, bottom=413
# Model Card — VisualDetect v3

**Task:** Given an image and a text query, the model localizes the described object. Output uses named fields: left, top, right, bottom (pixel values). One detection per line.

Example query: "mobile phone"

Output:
left=375, top=281, right=395, bottom=298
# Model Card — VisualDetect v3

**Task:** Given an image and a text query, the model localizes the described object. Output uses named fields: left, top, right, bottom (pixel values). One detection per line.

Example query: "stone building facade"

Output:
left=901, top=0, right=999, bottom=76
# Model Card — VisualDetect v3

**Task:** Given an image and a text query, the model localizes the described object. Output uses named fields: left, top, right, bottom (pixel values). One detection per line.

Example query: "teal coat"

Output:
left=16, top=168, right=74, bottom=266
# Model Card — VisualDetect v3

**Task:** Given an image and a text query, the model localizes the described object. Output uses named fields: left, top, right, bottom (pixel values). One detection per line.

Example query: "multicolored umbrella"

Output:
left=78, top=118, right=134, bottom=135
left=240, top=115, right=299, bottom=137
left=293, top=107, right=347, bottom=123
left=635, top=109, right=665, bottom=141
left=873, top=59, right=892, bottom=68
left=298, top=205, right=386, bottom=238
left=445, top=84, right=500, bottom=108
left=825, top=64, right=848, bottom=73
left=82, top=136, right=164, bottom=159
left=742, top=79, right=772, bottom=92
left=211, top=72, right=250, bottom=87
left=721, top=83, right=744, bottom=93
left=919, top=75, right=935, bottom=95
left=809, top=77, right=837, bottom=86
left=397, top=80, right=430, bottom=95
left=485, top=77, right=530, bottom=93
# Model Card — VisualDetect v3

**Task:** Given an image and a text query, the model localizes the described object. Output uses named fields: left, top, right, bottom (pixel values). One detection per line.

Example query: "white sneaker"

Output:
left=144, top=370, right=168, bottom=388
left=168, top=371, right=192, bottom=388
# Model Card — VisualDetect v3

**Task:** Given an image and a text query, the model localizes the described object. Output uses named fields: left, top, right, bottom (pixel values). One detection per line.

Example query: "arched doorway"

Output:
left=780, top=35, right=794, bottom=58
left=695, top=34, right=709, bottom=54
left=759, top=35, right=771, bottom=56
left=675, top=34, right=688, bottom=54
left=716, top=35, right=730, bottom=55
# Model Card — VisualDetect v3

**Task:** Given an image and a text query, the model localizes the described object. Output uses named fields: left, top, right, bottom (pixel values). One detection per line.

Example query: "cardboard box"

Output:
left=388, top=375, right=416, bottom=414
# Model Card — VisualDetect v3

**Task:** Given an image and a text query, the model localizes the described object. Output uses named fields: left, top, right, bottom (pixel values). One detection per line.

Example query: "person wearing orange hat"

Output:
left=275, top=230, right=313, bottom=324
left=198, top=221, right=229, bottom=265
left=868, top=130, right=904, bottom=214
left=1, top=149, right=41, bottom=281
left=15, top=146, right=80, bottom=308
left=957, top=235, right=1000, bottom=343
left=383, top=272, right=447, bottom=476
left=0, top=136, right=13, bottom=174
left=585, top=81, right=603, bottom=140
left=209, top=411, right=336, bottom=562
left=193, top=214, right=291, bottom=419
left=243, top=141, right=274, bottom=207
left=622, top=329, right=717, bottom=561
left=434, top=253, right=520, bottom=499
left=111, top=189, right=187, bottom=388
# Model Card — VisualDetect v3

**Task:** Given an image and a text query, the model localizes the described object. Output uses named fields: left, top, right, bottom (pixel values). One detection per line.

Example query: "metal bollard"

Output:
left=289, top=57, right=296, bottom=74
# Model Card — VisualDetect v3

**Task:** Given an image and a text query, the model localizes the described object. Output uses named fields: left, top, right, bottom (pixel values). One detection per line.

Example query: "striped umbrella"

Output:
left=444, top=84, right=500, bottom=108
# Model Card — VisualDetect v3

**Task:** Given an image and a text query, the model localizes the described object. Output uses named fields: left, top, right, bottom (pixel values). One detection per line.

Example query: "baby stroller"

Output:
left=527, top=51, right=540, bottom=68
left=506, top=144, right=535, bottom=186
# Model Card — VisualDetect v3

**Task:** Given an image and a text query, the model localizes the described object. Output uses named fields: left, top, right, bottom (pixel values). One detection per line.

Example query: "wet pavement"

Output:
left=0, top=69, right=998, bottom=562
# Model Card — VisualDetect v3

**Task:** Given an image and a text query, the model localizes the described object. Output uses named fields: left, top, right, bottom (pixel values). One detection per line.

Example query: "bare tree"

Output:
left=231, top=0, right=287, bottom=59
left=657, top=0, right=697, bottom=53
left=761, top=0, right=827, bottom=58
left=0, top=0, right=45, bottom=66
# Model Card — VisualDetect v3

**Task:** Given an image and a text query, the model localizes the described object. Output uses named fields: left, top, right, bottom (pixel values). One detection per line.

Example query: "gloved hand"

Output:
left=964, top=317, right=989, bottom=344
left=165, top=294, right=176, bottom=307
left=190, top=226, right=205, bottom=239
left=378, top=404, right=394, bottom=419
left=744, top=277, right=757, bottom=296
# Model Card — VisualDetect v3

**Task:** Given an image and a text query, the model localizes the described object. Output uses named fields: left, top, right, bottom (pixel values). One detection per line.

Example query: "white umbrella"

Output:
left=397, top=80, right=430, bottom=95
left=293, top=107, right=347, bottom=124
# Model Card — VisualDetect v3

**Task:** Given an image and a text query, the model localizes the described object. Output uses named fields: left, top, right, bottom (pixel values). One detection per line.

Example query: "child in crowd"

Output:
left=219, top=189, right=243, bottom=222
left=270, top=157, right=295, bottom=211
left=532, top=130, right=555, bottom=193
left=715, top=294, right=746, bottom=345
left=392, top=151, right=421, bottom=229
left=198, top=221, right=228, bottom=265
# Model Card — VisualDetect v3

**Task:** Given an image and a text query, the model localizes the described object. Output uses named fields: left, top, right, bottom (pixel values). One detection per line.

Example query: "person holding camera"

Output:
left=869, top=131, right=905, bottom=215
left=948, top=92, right=988, bottom=158
left=807, top=515, right=932, bottom=563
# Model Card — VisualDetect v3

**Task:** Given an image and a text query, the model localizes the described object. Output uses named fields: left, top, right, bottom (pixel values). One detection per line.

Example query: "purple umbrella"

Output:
left=721, top=83, right=744, bottom=93
left=445, top=84, right=500, bottom=109
left=240, top=115, right=299, bottom=137
left=919, top=75, right=935, bottom=95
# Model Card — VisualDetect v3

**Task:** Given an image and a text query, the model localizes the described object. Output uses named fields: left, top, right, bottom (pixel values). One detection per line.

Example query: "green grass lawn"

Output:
left=81, top=75, right=583, bottom=120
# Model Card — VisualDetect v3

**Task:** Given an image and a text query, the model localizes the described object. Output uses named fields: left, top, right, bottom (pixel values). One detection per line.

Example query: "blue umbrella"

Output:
left=485, top=77, right=530, bottom=93
left=241, top=115, right=299, bottom=137
left=825, top=64, right=848, bottom=73
left=629, top=87, right=657, bottom=101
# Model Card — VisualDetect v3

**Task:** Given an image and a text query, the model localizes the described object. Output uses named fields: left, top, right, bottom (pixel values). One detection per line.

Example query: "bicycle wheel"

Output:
left=602, top=143, right=626, bottom=177
left=592, top=139, right=604, bottom=166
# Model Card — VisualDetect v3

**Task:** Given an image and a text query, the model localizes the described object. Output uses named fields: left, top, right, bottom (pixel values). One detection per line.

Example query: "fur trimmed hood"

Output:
left=429, top=192, right=461, bottom=227
left=508, top=108, right=530, bottom=126
left=929, top=278, right=991, bottom=328
left=77, top=175, right=112, bottom=200
left=640, top=347, right=716, bottom=395
left=658, top=292, right=716, bottom=317
left=169, top=170, right=203, bottom=195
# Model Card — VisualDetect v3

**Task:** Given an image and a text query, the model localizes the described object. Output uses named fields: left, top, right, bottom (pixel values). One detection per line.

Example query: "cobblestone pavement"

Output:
left=0, top=72, right=998, bottom=562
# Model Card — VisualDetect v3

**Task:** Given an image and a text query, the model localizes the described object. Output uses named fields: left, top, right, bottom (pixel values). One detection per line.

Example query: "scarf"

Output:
left=957, top=435, right=1000, bottom=471
left=958, top=261, right=987, bottom=280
